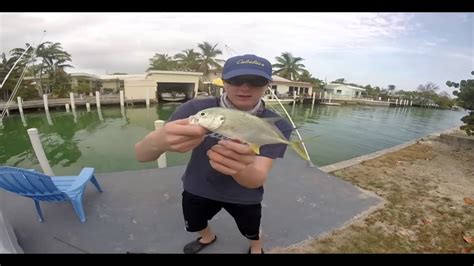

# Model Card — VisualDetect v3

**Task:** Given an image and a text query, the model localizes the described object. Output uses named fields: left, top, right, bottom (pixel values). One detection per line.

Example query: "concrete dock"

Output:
left=0, top=152, right=382, bottom=253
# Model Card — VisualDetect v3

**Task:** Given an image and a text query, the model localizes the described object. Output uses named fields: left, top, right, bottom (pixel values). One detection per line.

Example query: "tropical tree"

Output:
left=147, top=53, right=178, bottom=71
left=0, top=53, right=16, bottom=100
left=417, top=82, right=439, bottom=93
left=447, top=71, right=474, bottom=135
left=415, top=82, right=440, bottom=106
left=387, top=85, right=396, bottom=95
left=298, top=70, right=324, bottom=90
left=196, top=42, right=223, bottom=76
left=10, top=42, right=73, bottom=96
left=362, top=84, right=381, bottom=98
left=8, top=44, right=35, bottom=71
left=33, top=42, right=73, bottom=95
left=0, top=51, right=37, bottom=101
left=77, top=82, right=91, bottom=95
left=434, top=91, right=455, bottom=109
left=50, top=68, right=71, bottom=97
left=174, top=49, right=201, bottom=71
left=272, top=52, right=306, bottom=80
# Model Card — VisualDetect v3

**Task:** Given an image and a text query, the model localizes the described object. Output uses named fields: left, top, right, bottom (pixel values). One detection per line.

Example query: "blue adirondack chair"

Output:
left=0, top=166, right=103, bottom=223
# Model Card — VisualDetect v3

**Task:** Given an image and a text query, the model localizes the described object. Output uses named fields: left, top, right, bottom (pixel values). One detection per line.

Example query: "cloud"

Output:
left=1, top=12, right=470, bottom=91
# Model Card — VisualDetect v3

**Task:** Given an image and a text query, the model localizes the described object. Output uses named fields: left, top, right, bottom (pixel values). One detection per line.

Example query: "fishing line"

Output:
left=0, top=30, right=47, bottom=122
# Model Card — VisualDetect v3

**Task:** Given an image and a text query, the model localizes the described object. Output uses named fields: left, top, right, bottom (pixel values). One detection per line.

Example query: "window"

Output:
left=336, top=90, right=342, bottom=94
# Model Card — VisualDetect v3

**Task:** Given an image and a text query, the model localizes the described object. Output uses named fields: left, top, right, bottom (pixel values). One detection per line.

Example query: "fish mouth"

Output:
left=189, top=115, right=198, bottom=125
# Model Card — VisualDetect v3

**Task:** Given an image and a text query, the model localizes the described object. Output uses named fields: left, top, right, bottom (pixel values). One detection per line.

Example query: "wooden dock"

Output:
left=0, top=96, right=154, bottom=112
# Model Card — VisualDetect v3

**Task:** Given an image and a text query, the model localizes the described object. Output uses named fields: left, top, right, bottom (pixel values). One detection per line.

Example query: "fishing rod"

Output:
left=0, top=44, right=32, bottom=90
left=0, top=30, right=46, bottom=123
left=266, top=86, right=315, bottom=167
left=0, top=47, right=35, bottom=122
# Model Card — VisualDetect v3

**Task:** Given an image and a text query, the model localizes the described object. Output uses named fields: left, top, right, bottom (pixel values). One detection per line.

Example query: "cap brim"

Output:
left=222, top=69, right=272, bottom=81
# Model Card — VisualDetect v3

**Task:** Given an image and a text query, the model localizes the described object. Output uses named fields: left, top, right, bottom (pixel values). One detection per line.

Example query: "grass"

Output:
left=271, top=140, right=474, bottom=253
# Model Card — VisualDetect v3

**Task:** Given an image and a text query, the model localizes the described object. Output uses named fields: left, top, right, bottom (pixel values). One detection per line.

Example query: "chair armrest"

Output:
left=67, top=167, right=95, bottom=193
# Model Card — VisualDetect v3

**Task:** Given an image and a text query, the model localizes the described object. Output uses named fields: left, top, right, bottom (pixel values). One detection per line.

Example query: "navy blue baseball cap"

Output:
left=222, top=54, right=272, bottom=81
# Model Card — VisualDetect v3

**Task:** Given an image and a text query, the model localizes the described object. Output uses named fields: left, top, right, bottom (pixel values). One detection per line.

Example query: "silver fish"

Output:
left=189, top=107, right=309, bottom=161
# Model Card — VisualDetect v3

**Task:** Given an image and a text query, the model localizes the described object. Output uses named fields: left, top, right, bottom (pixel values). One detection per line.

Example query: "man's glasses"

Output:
left=224, top=76, right=269, bottom=87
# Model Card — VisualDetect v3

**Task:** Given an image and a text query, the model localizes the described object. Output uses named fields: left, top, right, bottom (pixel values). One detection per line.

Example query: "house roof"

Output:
left=271, top=75, right=312, bottom=86
left=98, top=74, right=146, bottom=80
left=146, top=70, right=203, bottom=76
left=324, top=83, right=365, bottom=91
left=69, top=73, right=101, bottom=79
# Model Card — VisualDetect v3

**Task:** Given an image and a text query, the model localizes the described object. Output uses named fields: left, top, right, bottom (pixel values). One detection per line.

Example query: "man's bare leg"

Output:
left=198, top=226, right=216, bottom=243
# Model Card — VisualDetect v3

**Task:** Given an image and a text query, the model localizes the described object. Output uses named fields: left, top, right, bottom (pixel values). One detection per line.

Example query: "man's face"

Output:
left=223, top=75, right=269, bottom=111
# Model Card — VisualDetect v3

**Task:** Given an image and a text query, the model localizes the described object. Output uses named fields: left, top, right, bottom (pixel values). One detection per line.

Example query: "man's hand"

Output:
left=207, top=140, right=256, bottom=176
left=162, top=118, right=208, bottom=153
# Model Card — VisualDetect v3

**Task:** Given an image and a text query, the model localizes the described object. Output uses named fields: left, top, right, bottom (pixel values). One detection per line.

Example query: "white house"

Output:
left=269, top=75, right=313, bottom=97
left=71, top=71, right=202, bottom=101
left=323, top=83, right=365, bottom=101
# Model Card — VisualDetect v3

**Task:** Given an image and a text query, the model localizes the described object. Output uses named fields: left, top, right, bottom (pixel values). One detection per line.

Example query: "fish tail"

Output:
left=289, top=141, right=310, bottom=161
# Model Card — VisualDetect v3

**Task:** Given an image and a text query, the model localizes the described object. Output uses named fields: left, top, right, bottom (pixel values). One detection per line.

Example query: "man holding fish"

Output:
left=135, top=54, right=295, bottom=254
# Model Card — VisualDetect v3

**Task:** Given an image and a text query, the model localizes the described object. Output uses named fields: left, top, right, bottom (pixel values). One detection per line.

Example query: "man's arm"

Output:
left=207, top=140, right=274, bottom=189
left=134, top=118, right=207, bottom=162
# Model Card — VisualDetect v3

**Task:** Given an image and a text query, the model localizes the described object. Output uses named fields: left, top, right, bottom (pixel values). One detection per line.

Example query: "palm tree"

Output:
left=0, top=53, right=16, bottom=100
left=35, top=42, right=73, bottom=94
left=11, top=42, right=73, bottom=95
left=0, top=51, right=37, bottom=100
left=147, top=53, right=178, bottom=71
left=174, top=49, right=201, bottom=71
left=272, top=52, right=306, bottom=80
left=9, top=44, right=35, bottom=70
left=196, top=42, right=223, bottom=76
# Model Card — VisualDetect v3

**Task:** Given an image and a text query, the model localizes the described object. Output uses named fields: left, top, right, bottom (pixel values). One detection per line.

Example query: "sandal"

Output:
left=183, top=236, right=217, bottom=254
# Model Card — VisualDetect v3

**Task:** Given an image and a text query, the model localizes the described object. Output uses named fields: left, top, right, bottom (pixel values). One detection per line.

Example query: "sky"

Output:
left=1, top=12, right=472, bottom=95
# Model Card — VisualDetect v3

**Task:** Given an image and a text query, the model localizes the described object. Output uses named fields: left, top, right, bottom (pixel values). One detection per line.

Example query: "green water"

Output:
left=0, top=103, right=466, bottom=175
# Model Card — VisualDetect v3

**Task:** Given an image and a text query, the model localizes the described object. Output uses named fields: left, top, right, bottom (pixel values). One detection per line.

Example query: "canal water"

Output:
left=0, top=102, right=466, bottom=175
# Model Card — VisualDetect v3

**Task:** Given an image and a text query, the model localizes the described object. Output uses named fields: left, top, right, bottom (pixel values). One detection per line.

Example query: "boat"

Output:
left=262, top=95, right=294, bottom=105
left=161, top=92, right=186, bottom=102
left=319, top=102, right=341, bottom=106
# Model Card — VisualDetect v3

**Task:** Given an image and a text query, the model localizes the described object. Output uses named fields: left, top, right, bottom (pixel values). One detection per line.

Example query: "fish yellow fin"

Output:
left=249, top=143, right=261, bottom=155
left=289, top=141, right=310, bottom=161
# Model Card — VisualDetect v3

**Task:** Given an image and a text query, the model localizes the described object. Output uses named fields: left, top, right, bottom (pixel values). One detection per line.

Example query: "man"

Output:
left=134, top=54, right=293, bottom=254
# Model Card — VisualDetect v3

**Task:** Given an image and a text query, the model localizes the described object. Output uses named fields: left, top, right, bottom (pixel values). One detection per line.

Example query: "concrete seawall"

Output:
left=319, top=126, right=463, bottom=173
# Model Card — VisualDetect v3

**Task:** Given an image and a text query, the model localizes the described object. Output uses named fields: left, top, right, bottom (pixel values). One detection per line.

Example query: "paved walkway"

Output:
left=0, top=153, right=381, bottom=253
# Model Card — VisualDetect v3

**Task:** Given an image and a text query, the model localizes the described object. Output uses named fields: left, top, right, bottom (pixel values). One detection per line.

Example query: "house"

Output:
left=69, top=73, right=102, bottom=94
left=69, top=71, right=202, bottom=101
left=205, top=69, right=222, bottom=83
left=123, top=71, right=202, bottom=101
left=269, top=75, right=314, bottom=98
left=323, top=83, right=365, bottom=101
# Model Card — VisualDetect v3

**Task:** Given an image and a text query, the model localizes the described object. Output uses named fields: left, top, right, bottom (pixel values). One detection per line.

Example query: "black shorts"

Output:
left=181, top=190, right=262, bottom=240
